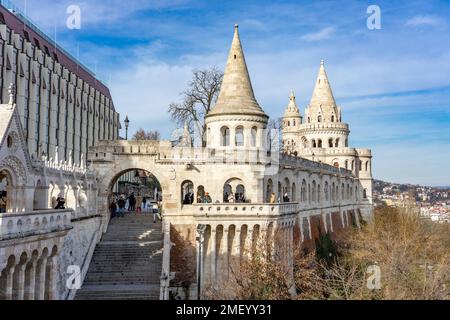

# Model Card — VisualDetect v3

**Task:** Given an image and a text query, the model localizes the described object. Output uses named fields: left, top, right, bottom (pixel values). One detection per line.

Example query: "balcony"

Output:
left=0, top=209, right=73, bottom=240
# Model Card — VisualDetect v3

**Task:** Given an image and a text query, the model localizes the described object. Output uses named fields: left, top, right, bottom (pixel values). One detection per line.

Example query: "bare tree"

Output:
left=168, top=67, right=223, bottom=146
left=132, top=128, right=161, bottom=141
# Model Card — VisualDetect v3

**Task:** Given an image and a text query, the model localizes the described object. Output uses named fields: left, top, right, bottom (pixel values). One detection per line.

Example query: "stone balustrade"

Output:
left=181, top=201, right=357, bottom=217
left=0, top=209, right=73, bottom=239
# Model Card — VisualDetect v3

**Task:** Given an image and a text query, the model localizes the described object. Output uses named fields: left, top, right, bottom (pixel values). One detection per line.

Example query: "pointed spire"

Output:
left=207, top=25, right=267, bottom=118
left=310, top=59, right=336, bottom=107
left=307, top=60, right=339, bottom=123
left=284, top=89, right=301, bottom=118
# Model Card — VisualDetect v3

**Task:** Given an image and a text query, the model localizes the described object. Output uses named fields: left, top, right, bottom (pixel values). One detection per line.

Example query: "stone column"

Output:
left=210, top=227, right=217, bottom=286
left=16, top=263, right=27, bottom=300
left=232, top=227, right=241, bottom=263
left=36, top=257, right=47, bottom=300
left=5, top=266, right=15, bottom=300
left=245, top=227, right=253, bottom=259
left=46, top=256, right=59, bottom=300
left=26, top=261, right=37, bottom=300
left=219, top=227, right=229, bottom=280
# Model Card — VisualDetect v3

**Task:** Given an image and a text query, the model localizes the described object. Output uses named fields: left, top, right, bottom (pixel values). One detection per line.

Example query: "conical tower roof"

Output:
left=284, top=90, right=301, bottom=118
left=307, top=60, right=339, bottom=123
left=309, top=60, right=337, bottom=108
left=207, top=25, right=267, bottom=118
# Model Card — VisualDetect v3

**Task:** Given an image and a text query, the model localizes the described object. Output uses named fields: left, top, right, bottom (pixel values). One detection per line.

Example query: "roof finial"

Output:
left=289, top=89, right=295, bottom=100
left=234, top=23, right=239, bottom=29
left=8, top=83, right=15, bottom=105
left=321, top=59, right=325, bottom=67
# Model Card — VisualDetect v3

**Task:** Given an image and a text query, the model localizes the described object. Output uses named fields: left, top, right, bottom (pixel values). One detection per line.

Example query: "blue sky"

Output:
left=7, top=0, right=450, bottom=186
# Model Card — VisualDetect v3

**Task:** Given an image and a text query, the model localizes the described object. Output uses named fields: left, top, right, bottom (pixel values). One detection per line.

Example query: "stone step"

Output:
left=74, top=215, right=164, bottom=300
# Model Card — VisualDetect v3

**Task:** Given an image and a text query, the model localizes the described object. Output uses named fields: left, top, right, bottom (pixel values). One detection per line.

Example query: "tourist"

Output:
left=283, top=192, right=290, bottom=203
left=183, top=192, right=192, bottom=205
left=228, top=192, right=235, bottom=203
left=55, top=196, right=66, bottom=209
left=224, top=192, right=229, bottom=203
left=269, top=192, right=276, bottom=204
left=189, top=192, right=194, bottom=204
left=117, top=196, right=126, bottom=217
left=136, top=194, right=142, bottom=213
left=129, top=193, right=136, bottom=211
left=0, top=192, right=6, bottom=213
left=142, top=197, right=147, bottom=212
left=109, top=199, right=117, bottom=219
left=205, top=192, right=212, bottom=203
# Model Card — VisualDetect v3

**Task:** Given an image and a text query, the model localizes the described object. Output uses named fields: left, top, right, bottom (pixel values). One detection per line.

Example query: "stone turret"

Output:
left=305, top=60, right=341, bottom=124
left=282, top=90, right=302, bottom=153
left=205, top=25, right=268, bottom=149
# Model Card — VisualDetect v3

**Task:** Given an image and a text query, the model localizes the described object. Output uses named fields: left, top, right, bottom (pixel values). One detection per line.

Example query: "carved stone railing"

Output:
left=180, top=201, right=362, bottom=218
left=0, top=209, right=73, bottom=240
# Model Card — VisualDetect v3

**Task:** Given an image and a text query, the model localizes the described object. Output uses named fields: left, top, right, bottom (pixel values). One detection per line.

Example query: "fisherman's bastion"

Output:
left=0, top=7, right=373, bottom=300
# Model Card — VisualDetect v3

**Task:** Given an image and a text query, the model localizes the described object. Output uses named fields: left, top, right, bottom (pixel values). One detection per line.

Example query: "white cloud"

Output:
left=405, top=15, right=446, bottom=27
left=300, top=27, right=335, bottom=41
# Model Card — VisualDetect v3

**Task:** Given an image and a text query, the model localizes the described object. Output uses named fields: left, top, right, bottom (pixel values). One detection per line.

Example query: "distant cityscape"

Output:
left=374, top=180, right=450, bottom=223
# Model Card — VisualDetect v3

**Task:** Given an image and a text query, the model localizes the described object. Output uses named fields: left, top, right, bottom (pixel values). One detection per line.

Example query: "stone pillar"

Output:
left=232, top=227, right=241, bottom=263
left=5, top=266, right=15, bottom=300
left=46, top=256, right=59, bottom=300
left=36, top=257, right=47, bottom=300
left=16, top=263, right=26, bottom=300
left=26, top=261, right=37, bottom=300
left=245, top=228, right=253, bottom=259
left=210, top=228, right=217, bottom=286
left=219, top=227, right=229, bottom=280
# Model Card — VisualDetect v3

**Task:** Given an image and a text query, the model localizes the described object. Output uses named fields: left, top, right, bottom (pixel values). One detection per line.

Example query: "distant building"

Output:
left=0, top=4, right=120, bottom=165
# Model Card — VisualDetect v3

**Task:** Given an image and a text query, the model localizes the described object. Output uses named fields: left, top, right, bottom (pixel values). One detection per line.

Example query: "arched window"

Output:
left=293, top=120, right=296, bottom=126
left=224, top=178, right=246, bottom=203
left=365, top=161, right=369, bottom=171
left=342, top=183, right=345, bottom=200
left=324, top=181, right=329, bottom=201
left=308, top=117, right=310, bottom=123
left=181, top=180, right=194, bottom=205
left=288, top=121, right=291, bottom=126
left=328, top=138, right=333, bottom=148
left=266, top=179, right=273, bottom=202
left=317, top=184, right=321, bottom=202
left=196, top=185, right=205, bottom=203
left=318, top=115, right=322, bottom=122
left=291, top=183, right=297, bottom=202
left=283, top=177, right=291, bottom=202
left=301, top=136, right=308, bottom=148
left=251, top=127, right=257, bottom=147
left=363, top=189, right=367, bottom=199
left=312, top=181, right=317, bottom=203
left=235, top=126, right=244, bottom=146
left=351, top=160, right=355, bottom=171
left=345, top=138, right=348, bottom=147
left=331, top=115, right=335, bottom=122
left=331, top=182, right=336, bottom=201
left=345, top=160, right=348, bottom=169
left=312, top=140, right=317, bottom=148
left=335, top=138, right=340, bottom=147
left=301, top=180, right=307, bottom=202
left=221, top=126, right=230, bottom=146
left=318, top=139, right=322, bottom=148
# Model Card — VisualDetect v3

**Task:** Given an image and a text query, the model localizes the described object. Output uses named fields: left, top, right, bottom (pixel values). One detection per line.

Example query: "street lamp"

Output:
left=196, top=224, right=207, bottom=300
left=124, top=116, right=130, bottom=140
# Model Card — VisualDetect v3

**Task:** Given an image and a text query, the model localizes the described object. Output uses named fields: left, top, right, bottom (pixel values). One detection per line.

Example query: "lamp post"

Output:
left=196, top=224, right=207, bottom=300
left=124, top=116, right=130, bottom=140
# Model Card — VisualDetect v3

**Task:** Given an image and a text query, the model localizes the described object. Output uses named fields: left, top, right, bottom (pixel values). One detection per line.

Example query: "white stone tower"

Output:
left=281, top=60, right=373, bottom=217
left=282, top=90, right=302, bottom=154
left=205, top=24, right=269, bottom=150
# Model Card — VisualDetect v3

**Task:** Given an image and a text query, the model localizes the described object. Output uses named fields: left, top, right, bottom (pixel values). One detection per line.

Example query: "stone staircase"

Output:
left=75, top=213, right=163, bottom=300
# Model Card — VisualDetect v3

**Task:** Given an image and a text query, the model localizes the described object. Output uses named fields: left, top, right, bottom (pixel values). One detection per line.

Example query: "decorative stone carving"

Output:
left=0, top=155, right=27, bottom=184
